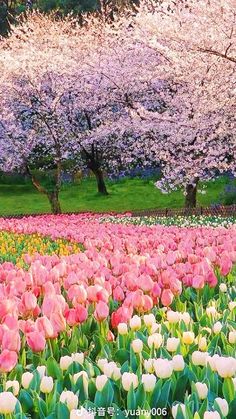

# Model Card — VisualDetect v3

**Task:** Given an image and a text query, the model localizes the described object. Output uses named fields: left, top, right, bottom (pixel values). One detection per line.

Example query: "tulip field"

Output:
left=0, top=214, right=235, bottom=419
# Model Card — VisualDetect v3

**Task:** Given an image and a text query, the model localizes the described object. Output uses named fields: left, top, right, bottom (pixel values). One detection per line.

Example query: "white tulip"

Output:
left=150, top=322, right=160, bottom=334
left=144, top=359, right=154, bottom=373
left=143, top=313, right=156, bottom=327
left=0, top=392, right=17, bottom=414
left=103, top=362, right=117, bottom=378
left=219, top=283, right=227, bottom=292
left=198, top=337, right=207, bottom=351
left=5, top=380, right=20, bottom=396
left=122, top=372, right=138, bottom=391
left=228, top=301, right=236, bottom=311
left=131, top=339, right=143, bottom=354
left=118, top=323, right=128, bottom=335
left=148, top=333, right=163, bottom=349
left=213, top=322, right=222, bottom=334
left=206, top=306, right=217, bottom=317
left=167, top=311, right=180, bottom=324
left=195, top=382, right=208, bottom=399
left=206, top=354, right=220, bottom=372
left=71, top=352, right=84, bottom=365
left=192, top=351, right=209, bottom=367
left=203, top=412, right=221, bottom=419
left=141, top=374, right=156, bottom=392
left=154, top=358, right=173, bottom=379
left=129, top=315, right=141, bottom=331
left=37, top=365, right=46, bottom=379
left=40, top=376, right=54, bottom=394
left=181, top=312, right=191, bottom=325
left=21, top=372, right=34, bottom=389
left=172, top=403, right=186, bottom=419
left=73, top=371, right=88, bottom=385
left=166, top=337, right=180, bottom=352
left=95, top=374, right=108, bottom=391
left=112, top=367, right=121, bottom=381
left=228, top=331, right=236, bottom=344
left=60, top=355, right=73, bottom=371
left=214, top=398, right=229, bottom=417
left=172, top=355, right=185, bottom=371
left=216, top=356, right=236, bottom=378
left=97, top=358, right=108, bottom=372
left=60, top=391, right=78, bottom=411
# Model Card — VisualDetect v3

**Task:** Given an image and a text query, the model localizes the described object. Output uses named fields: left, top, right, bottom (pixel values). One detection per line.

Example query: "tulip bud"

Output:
left=40, top=376, right=54, bottom=394
left=143, top=314, right=155, bottom=327
left=198, top=337, right=207, bottom=351
left=71, top=352, right=84, bottom=365
left=167, top=311, right=180, bottom=324
left=228, top=301, right=236, bottom=311
left=144, top=359, right=154, bottom=373
left=153, top=358, right=173, bottom=379
left=73, top=371, right=88, bottom=385
left=182, top=331, right=195, bottom=345
left=95, top=374, right=108, bottom=391
left=122, top=372, right=138, bottom=391
left=147, top=333, right=163, bottom=349
left=60, top=391, right=78, bottom=411
left=141, top=374, right=156, bottom=392
left=97, top=358, right=108, bottom=372
left=180, top=312, right=191, bottom=325
left=112, top=366, right=121, bottom=381
left=192, top=351, right=209, bottom=367
left=37, top=365, right=46, bottom=379
left=5, top=380, right=20, bottom=396
left=129, top=315, right=141, bottom=331
left=206, top=306, right=217, bottom=317
left=219, top=283, right=227, bottom=292
left=150, top=322, right=160, bottom=334
left=117, top=323, right=128, bottom=335
left=131, top=339, right=143, bottom=354
left=0, top=392, right=17, bottom=414
left=214, top=398, right=229, bottom=417
left=60, top=355, right=73, bottom=371
left=22, top=372, right=34, bottom=389
left=172, top=355, right=185, bottom=371
left=228, top=331, right=236, bottom=344
left=166, top=337, right=180, bottom=352
left=206, top=354, right=220, bottom=372
left=172, top=403, right=186, bottom=419
left=213, top=322, right=222, bottom=334
left=103, top=362, right=117, bottom=378
left=195, top=382, right=208, bottom=399
left=203, top=412, right=221, bottom=419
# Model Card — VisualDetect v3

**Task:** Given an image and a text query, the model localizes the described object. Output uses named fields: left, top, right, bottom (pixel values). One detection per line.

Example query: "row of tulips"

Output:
left=0, top=215, right=235, bottom=417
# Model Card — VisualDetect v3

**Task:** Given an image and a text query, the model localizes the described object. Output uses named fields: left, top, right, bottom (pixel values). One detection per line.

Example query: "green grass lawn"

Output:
left=0, top=176, right=231, bottom=216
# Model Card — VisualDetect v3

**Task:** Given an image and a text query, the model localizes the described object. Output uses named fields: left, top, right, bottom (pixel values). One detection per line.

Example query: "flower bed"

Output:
left=0, top=215, right=235, bottom=418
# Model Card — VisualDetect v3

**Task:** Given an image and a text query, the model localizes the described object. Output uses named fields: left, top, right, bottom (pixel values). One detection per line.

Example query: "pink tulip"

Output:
left=2, top=329, right=21, bottom=352
left=161, top=289, right=174, bottom=307
left=75, top=305, right=88, bottom=323
left=192, top=275, right=205, bottom=289
left=94, top=301, right=109, bottom=322
left=0, top=350, right=18, bottom=373
left=65, top=308, right=78, bottom=326
left=50, top=310, right=66, bottom=334
left=26, top=331, right=46, bottom=352
left=21, top=291, right=37, bottom=311
left=113, top=286, right=124, bottom=302
left=35, top=316, right=54, bottom=338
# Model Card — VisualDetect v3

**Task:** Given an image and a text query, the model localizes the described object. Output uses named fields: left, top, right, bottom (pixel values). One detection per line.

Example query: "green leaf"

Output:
left=56, top=402, right=70, bottom=419
left=47, top=356, right=63, bottom=380
left=173, top=374, right=189, bottom=403
left=18, top=389, right=34, bottom=412
left=158, top=379, right=172, bottom=408
left=135, top=384, right=146, bottom=409
left=127, top=384, right=136, bottom=410
left=114, top=349, right=130, bottom=365
left=150, top=379, right=162, bottom=408
left=222, top=378, right=235, bottom=403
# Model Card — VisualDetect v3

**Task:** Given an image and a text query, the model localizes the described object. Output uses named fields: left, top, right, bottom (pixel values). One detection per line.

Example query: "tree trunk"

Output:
left=47, top=190, right=61, bottom=214
left=185, top=181, right=198, bottom=208
left=93, top=168, right=108, bottom=195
